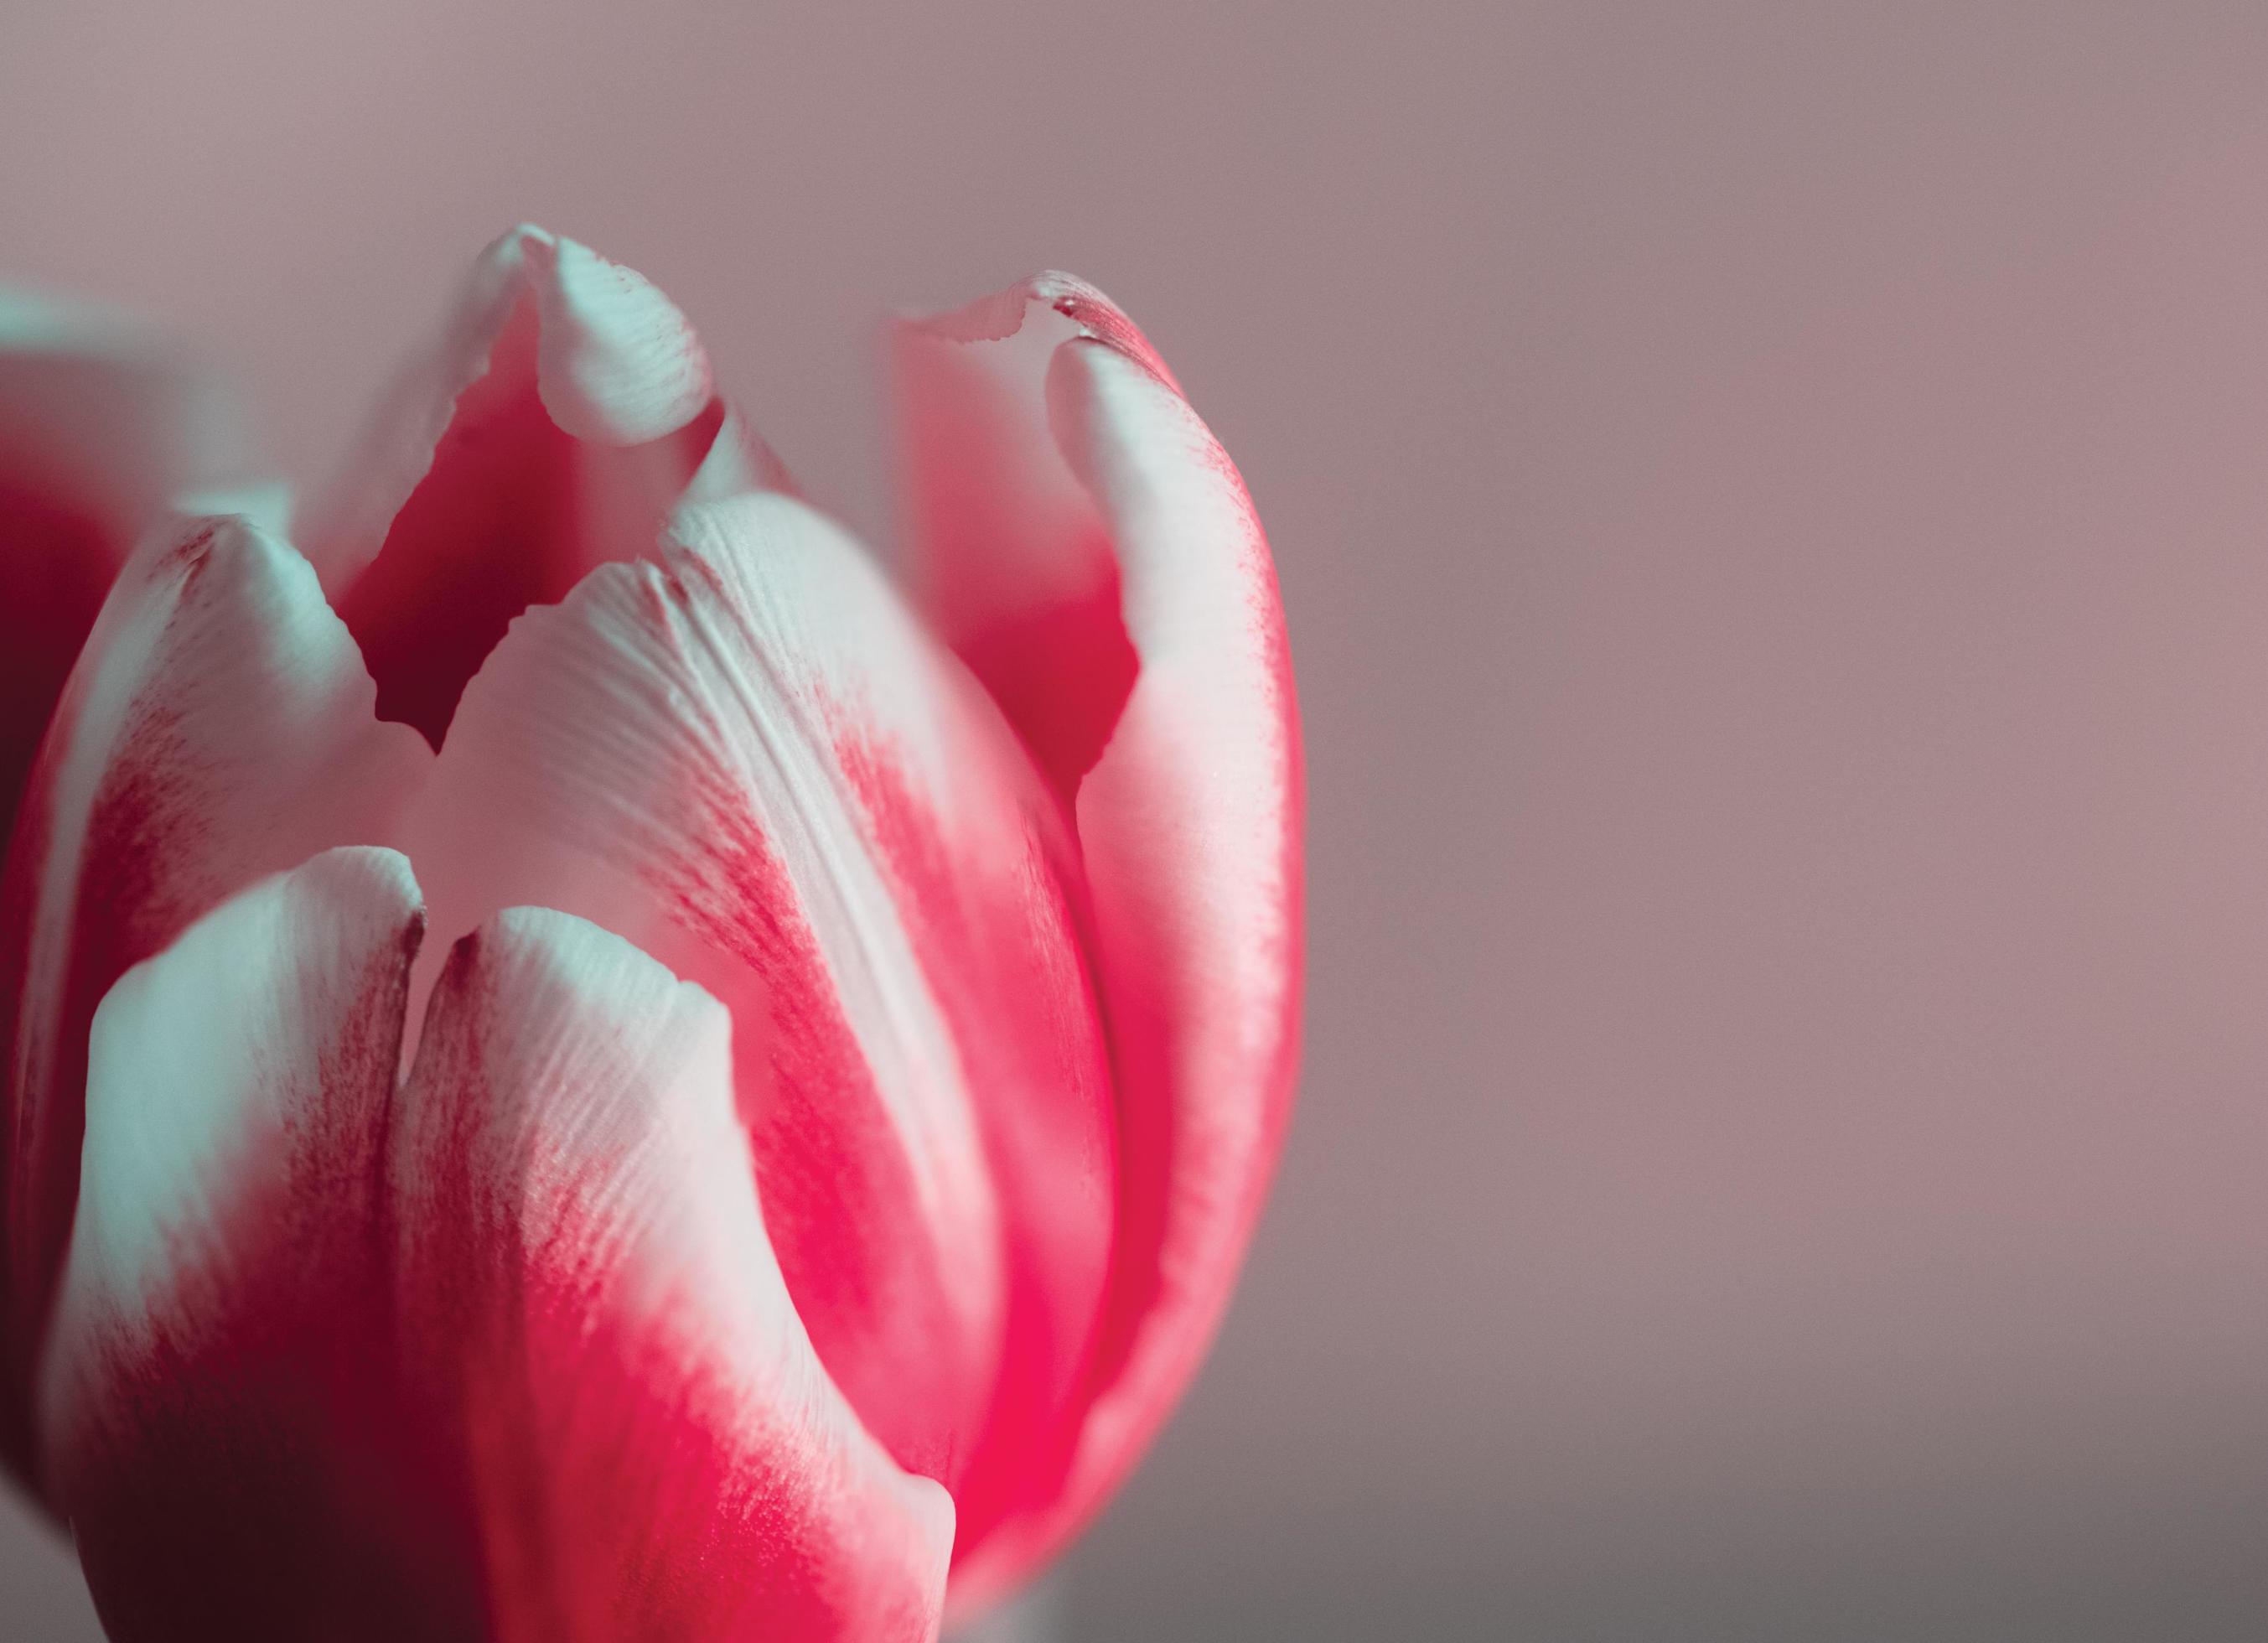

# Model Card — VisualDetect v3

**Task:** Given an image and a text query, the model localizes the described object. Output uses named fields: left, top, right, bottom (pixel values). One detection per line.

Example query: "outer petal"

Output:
left=0, top=293, right=250, bottom=840
left=0, top=515, right=428, bottom=1488
left=403, top=493, right=1115, bottom=1526
left=300, top=225, right=744, bottom=746
left=43, top=854, right=949, bottom=1640
left=39, top=848, right=441, bottom=1641
left=393, top=906, right=952, bottom=1642
left=894, top=280, right=1303, bottom=1603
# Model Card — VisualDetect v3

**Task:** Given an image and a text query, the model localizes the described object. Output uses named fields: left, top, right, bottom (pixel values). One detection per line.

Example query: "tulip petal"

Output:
left=303, top=225, right=729, bottom=746
left=0, top=294, right=250, bottom=840
left=393, top=906, right=953, bottom=1642
left=889, top=278, right=1147, bottom=799
left=406, top=493, right=1115, bottom=1517
left=44, top=857, right=948, bottom=1640
left=0, top=515, right=428, bottom=1486
left=895, top=281, right=1303, bottom=1604
left=40, top=847, right=439, bottom=1641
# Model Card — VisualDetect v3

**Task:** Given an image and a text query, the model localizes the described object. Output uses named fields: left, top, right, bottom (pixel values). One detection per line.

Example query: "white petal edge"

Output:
left=39, top=846, right=421, bottom=1454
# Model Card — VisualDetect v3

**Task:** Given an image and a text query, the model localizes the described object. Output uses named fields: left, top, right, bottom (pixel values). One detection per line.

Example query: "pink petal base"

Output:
left=44, top=852, right=951, bottom=1641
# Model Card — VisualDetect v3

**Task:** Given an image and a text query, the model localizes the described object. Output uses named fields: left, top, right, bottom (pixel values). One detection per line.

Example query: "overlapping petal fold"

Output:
left=0, top=514, right=427, bottom=1489
left=394, top=904, right=953, bottom=1642
left=402, top=491, right=1116, bottom=1537
left=44, top=848, right=953, bottom=1641
left=42, top=847, right=438, bottom=1640
left=302, top=225, right=779, bottom=747
left=895, top=277, right=1303, bottom=1604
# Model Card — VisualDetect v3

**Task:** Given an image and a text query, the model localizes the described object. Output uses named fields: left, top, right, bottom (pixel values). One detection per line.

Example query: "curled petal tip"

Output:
left=520, top=231, right=714, bottom=445
left=900, top=272, right=1180, bottom=396
left=307, top=225, right=728, bottom=743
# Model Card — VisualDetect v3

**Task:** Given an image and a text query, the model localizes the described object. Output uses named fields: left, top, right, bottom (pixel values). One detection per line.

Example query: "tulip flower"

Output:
left=0, top=227, right=1302, bottom=1640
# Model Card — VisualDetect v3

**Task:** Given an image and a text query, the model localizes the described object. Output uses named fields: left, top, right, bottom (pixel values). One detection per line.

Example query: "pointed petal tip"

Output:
left=170, top=479, right=293, bottom=538
left=507, top=228, right=714, bottom=446
left=307, top=221, right=717, bottom=591
left=286, top=842, right=426, bottom=925
left=443, top=899, right=729, bottom=1048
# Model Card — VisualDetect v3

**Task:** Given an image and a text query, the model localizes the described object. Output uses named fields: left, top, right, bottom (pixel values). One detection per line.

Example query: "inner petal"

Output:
left=893, top=288, right=1140, bottom=799
left=399, top=495, right=1115, bottom=1507
left=338, top=293, right=724, bottom=749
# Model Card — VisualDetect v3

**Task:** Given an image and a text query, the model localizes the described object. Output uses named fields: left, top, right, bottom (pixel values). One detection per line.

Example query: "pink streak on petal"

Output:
left=403, top=494, right=1112, bottom=1515
left=392, top=907, right=952, bottom=1642
left=893, top=282, right=1302, bottom=1611
left=0, top=517, right=428, bottom=1495
left=45, top=855, right=949, bottom=1640
left=40, top=848, right=460, bottom=1641
left=831, top=729, right=1114, bottom=1563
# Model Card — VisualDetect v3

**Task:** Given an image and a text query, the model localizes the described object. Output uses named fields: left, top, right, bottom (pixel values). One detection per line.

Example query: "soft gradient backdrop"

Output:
left=6, top=3, right=2268, bottom=1637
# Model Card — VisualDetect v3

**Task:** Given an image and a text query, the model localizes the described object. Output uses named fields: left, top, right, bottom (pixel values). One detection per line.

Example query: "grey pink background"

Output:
left=6, top=3, right=2268, bottom=1636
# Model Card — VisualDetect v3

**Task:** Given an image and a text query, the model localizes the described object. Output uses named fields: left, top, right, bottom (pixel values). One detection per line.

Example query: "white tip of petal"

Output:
left=301, top=224, right=722, bottom=600
left=55, top=846, right=422, bottom=1346
left=170, top=479, right=293, bottom=539
left=514, top=228, right=713, bottom=446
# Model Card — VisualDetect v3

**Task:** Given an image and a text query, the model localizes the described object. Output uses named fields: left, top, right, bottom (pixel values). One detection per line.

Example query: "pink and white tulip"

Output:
left=0, top=227, right=1302, bottom=1640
